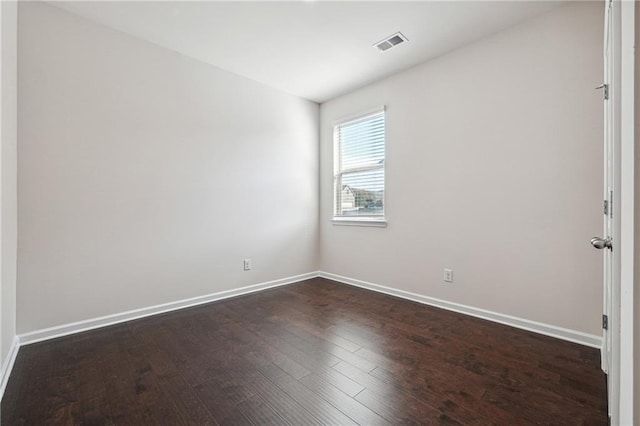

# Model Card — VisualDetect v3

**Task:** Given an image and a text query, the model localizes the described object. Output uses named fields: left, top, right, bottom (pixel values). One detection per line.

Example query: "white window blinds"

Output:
left=334, top=108, right=385, bottom=220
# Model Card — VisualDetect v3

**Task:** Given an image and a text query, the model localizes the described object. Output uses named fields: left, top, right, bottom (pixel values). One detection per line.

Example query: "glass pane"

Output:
left=337, top=169, right=384, bottom=217
left=339, top=114, right=385, bottom=171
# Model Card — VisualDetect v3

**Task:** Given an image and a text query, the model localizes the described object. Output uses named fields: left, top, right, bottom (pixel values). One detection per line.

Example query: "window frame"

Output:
left=332, top=106, right=387, bottom=227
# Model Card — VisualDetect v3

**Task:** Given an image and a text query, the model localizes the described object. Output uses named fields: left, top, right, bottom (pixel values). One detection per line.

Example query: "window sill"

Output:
left=332, top=218, right=388, bottom=228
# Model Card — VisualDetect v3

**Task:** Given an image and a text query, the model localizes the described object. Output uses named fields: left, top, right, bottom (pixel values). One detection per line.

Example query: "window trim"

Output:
left=332, top=217, right=388, bottom=227
left=332, top=106, right=387, bottom=226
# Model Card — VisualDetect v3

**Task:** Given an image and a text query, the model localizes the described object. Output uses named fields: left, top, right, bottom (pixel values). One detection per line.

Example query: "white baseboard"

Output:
left=19, top=272, right=319, bottom=346
left=318, top=271, right=603, bottom=349
left=0, top=336, right=20, bottom=401
left=18, top=271, right=603, bottom=348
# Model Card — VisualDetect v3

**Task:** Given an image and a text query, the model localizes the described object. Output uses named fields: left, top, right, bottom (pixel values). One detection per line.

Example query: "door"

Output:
left=590, top=0, right=620, bottom=419
left=595, top=0, right=613, bottom=376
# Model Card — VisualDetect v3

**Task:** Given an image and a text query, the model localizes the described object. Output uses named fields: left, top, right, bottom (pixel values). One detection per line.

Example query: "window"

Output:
left=333, top=107, right=386, bottom=225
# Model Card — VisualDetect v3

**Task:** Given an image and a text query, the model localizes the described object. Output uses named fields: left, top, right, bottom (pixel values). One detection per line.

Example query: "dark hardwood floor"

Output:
left=1, top=278, right=607, bottom=425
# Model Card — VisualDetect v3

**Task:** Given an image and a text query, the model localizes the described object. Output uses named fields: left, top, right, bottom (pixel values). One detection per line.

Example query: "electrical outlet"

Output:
left=244, top=259, right=252, bottom=271
left=444, top=268, right=453, bottom=283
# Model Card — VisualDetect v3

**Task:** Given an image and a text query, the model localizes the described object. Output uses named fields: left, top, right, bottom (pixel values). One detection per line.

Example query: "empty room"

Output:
left=0, top=0, right=637, bottom=424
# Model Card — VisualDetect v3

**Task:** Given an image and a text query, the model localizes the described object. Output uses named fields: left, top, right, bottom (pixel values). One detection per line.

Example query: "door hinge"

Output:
left=603, top=200, right=608, bottom=216
left=602, top=314, right=608, bottom=330
left=596, top=84, right=609, bottom=100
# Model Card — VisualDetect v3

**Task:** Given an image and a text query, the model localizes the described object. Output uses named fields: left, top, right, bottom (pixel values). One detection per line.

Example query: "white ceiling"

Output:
left=51, top=1, right=565, bottom=103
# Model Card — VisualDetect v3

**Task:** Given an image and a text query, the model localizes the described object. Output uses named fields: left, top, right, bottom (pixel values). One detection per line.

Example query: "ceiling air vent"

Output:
left=373, top=32, right=408, bottom=52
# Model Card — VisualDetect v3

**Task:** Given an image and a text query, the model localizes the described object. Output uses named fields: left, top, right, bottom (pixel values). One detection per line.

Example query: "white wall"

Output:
left=17, top=2, right=319, bottom=333
left=15, top=0, right=605, bottom=341
left=0, top=0, right=17, bottom=369
left=320, top=2, right=603, bottom=335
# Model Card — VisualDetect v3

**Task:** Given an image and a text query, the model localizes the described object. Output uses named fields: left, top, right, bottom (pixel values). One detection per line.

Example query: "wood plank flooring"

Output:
left=1, top=278, right=607, bottom=425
